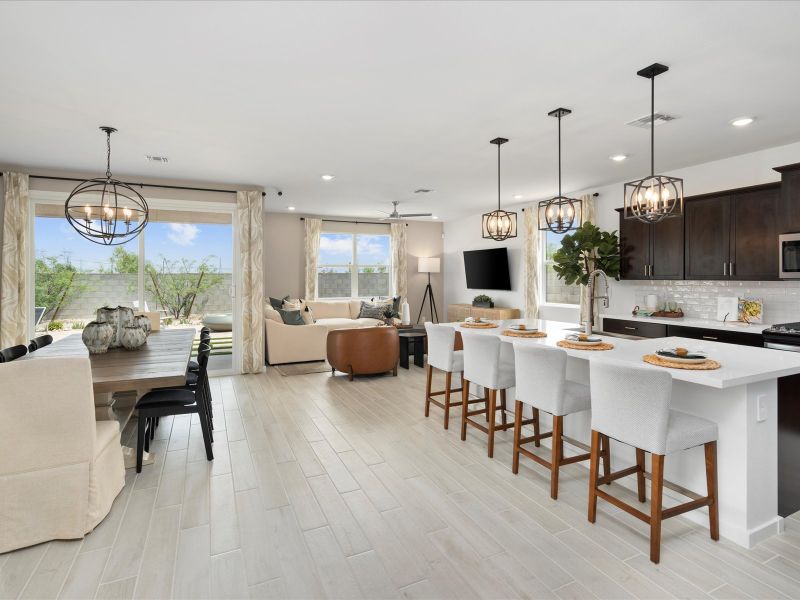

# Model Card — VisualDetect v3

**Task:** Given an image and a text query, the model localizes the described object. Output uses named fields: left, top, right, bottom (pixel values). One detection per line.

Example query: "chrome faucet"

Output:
left=586, top=269, right=610, bottom=334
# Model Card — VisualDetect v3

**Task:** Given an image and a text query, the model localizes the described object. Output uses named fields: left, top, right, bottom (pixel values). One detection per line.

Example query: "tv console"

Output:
left=446, top=304, right=521, bottom=322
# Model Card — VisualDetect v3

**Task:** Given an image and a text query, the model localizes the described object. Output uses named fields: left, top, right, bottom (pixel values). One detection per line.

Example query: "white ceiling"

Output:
left=2, top=1, right=800, bottom=220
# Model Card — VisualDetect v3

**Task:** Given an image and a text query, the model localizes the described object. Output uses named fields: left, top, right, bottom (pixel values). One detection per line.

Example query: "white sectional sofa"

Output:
left=264, top=299, right=396, bottom=364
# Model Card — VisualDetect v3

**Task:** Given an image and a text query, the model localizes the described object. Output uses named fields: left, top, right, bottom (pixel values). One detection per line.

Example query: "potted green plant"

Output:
left=472, top=294, right=494, bottom=308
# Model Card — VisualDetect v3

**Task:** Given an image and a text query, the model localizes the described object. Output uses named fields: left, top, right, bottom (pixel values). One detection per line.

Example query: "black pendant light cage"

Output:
left=482, top=137, right=517, bottom=241
left=538, top=108, right=582, bottom=234
left=624, top=63, right=684, bottom=224
left=65, top=126, right=149, bottom=246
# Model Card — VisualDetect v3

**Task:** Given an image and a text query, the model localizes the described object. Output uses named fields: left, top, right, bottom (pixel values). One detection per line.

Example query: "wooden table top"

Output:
left=22, top=329, right=196, bottom=393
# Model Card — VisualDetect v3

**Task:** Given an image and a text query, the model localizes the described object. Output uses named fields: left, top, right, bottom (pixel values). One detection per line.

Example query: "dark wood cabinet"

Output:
left=602, top=318, right=667, bottom=338
left=774, top=163, right=800, bottom=234
left=618, top=211, right=684, bottom=280
left=730, top=186, right=779, bottom=280
left=666, top=324, right=763, bottom=347
left=684, top=193, right=730, bottom=280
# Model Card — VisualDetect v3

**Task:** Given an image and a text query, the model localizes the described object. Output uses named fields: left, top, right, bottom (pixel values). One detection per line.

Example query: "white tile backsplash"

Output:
left=623, top=280, right=800, bottom=324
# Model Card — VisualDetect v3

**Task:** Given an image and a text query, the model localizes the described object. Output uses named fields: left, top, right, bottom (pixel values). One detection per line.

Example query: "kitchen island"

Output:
left=450, top=318, right=800, bottom=548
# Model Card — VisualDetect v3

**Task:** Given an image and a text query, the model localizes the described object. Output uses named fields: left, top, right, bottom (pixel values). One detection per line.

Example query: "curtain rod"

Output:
left=0, top=172, right=265, bottom=197
left=300, top=217, right=407, bottom=226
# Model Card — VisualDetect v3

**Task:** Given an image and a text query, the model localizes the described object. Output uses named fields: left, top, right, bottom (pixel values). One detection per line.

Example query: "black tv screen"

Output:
left=463, top=248, right=511, bottom=290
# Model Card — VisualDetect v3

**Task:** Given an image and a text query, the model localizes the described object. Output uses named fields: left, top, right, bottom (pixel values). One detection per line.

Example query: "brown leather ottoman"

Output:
left=327, top=327, right=399, bottom=381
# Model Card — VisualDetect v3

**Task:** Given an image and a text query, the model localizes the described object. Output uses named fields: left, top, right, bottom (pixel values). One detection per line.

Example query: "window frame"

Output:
left=317, top=230, right=392, bottom=299
left=539, top=229, right=581, bottom=307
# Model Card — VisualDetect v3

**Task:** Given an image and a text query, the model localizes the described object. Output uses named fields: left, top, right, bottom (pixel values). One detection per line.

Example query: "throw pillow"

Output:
left=302, top=305, right=314, bottom=325
left=264, top=305, right=283, bottom=324
left=269, top=295, right=289, bottom=310
left=278, top=308, right=305, bottom=326
left=371, top=296, right=401, bottom=313
left=358, top=301, right=387, bottom=320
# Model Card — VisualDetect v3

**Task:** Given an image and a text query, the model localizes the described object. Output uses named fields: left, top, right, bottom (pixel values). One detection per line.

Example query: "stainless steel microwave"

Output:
left=780, top=233, right=800, bottom=279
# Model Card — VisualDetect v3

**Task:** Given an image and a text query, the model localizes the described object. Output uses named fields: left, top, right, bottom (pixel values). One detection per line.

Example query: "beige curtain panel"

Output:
left=523, top=206, right=540, bottom=319
left=390, top=222, right=407, bottom=302
left=237, top=191, right=265, bottom=373
left=1, top=172, right=30, bottom=348
left=578, top=194, right=598, bottom=326
left=304, top=218, right=322, bottom=300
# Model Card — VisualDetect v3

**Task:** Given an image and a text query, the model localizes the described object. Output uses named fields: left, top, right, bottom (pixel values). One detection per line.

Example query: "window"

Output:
left=318, top=232, right=391, bottom=298
left=543, top=229, right=580, bottom=305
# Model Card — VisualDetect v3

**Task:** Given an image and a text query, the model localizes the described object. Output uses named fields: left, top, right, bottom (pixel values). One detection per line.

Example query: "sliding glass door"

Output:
left=31, top=194, right=239, bottom=373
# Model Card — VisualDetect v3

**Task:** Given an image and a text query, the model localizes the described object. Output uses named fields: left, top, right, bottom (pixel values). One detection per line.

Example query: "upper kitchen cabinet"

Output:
left=775, top=163, right=800, bottom=234
left=618, top=209, right=684, bottom=280
left=684, top=183, right=779, bottom=281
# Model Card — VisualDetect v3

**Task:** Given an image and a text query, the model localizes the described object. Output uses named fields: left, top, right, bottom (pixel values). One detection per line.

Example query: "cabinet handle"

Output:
left=723, top=262, right=727, bottom=276
left=624, top=326, right=638, bottom=331
left=730, top=261, right=735, bottom=276
left=644, top=265, right=648, bottom=277
left=650, top=264, right=654, bottom=277
left=702, top=335, right=719, bottom=341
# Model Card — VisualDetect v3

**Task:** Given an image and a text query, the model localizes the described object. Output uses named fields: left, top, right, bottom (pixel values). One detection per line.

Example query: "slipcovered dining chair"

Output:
left=28, top=334, right=54, bottom=353
left=0, top=357, right=125, bottom=553
left=0, top=344, right=28, bottom=362
left=424, top=323, right=479, bottom=429
left=588, top=361, right=719, bottom=563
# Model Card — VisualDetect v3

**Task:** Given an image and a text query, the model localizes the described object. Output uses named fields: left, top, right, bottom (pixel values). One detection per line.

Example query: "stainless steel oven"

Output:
left=780, top=233, right=800, bottom=279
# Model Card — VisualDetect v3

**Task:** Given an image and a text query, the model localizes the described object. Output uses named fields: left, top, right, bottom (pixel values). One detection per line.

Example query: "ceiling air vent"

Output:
left=413, top=188, right=433, bottom=194
left=626, top=112, right=676, bottom=129
left=146, top=155, right=169, bottom=163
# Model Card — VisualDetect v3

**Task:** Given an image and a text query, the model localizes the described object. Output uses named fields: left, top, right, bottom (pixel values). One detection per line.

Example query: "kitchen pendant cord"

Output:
left=651, top=75, right=655, bottom=177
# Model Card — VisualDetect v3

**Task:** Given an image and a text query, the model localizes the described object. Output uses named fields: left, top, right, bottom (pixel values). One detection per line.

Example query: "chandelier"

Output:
left=538, top=108, right=582, bottom=234
left=624, top=63, right=684, bottom=224
left=64, top=126, right=149, bottom=245
left=482, top=137, right=517, bottom=241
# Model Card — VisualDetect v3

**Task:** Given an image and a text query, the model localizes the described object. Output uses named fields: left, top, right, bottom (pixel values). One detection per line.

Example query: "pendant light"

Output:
left=624, top=63, right=683, bottom=223
left=65, top=126, right=149, bottom=245
left=482, top=137, right=517, bottom=241
left=538, top=108, right=582, bottom=234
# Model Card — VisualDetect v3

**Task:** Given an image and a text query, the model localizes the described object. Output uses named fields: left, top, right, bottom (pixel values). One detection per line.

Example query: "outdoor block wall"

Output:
left=318, top=272, right=390, bottom=298
left=545, top=267, right=581, bottom=304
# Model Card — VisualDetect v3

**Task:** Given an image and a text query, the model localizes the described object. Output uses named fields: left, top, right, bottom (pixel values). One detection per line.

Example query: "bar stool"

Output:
left=460, top=331, right=520, bottom=457
left=587, top=361, right=719, bottom=564
left=424, top=323, right=466, bottom=429
left=512, top=343, right=608, bottom=499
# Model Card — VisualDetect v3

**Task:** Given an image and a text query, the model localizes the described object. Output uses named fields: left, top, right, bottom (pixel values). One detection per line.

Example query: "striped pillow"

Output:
left=357, top=301, right=387, bottom=320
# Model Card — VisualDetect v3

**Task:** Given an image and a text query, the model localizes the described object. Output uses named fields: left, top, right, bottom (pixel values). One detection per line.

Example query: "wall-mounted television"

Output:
left=463, top=248, right=511, bottom=290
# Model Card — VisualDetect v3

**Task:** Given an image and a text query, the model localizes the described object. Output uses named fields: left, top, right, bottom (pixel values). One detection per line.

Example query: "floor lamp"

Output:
left=416, top=257, right=440, bottom=324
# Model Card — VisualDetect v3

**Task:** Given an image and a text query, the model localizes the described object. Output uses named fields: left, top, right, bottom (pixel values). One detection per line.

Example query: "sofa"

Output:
left=327, top=326, right=400, bottom=380
left=0, top=357, right=125, bottom=552
left=264, top=299, right=398, bottom=364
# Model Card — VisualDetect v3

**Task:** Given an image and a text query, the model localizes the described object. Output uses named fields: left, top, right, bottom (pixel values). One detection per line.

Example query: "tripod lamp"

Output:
left=416, top=257, right=440, bottom=324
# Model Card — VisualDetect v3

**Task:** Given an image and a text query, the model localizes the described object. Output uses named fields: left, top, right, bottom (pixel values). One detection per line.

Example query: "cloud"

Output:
left=167, top=223, right=199, bottom=246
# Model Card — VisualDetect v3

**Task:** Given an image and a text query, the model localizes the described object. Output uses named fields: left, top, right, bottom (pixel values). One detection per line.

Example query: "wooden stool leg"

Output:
left=487, top=389, right=497, bottom=458
left=500, top=389, right=508, bottom=427
left=484, top=388, right=490, bottom=422
left=650, top=453, right=665, bottom=564
left=588, top=430, right=601, bottom=523
left=601, top=434, right=611, bottom=485
left=460, top=379, right=470, bottom=441
left=705, top=441, right=720, bottom=541
left=550, top=415, right=563, bottom=499
left=512, top=400, right=522, bottom=474
left=424, top=364, right=433, bottom=418
left=533, top=407, right=541, bottom=447
left=636, top=448, right=647, bottom=502
left=443, top=371, right=453, bottom=430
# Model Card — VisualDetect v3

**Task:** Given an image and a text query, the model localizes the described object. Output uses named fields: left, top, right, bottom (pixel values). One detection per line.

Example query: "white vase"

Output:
left=401, top=300, right=411, bottom=325
left=97, top=306, right=136, bottom=348
left=82, top=321, right=114, bottom=354
left=120, top=325, right=147, bottom=350
left=134, top=314, right=151, bottom=337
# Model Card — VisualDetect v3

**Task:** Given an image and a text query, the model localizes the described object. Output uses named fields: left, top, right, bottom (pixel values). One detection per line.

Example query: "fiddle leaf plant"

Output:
left=551, top=222, right=621, bottom=286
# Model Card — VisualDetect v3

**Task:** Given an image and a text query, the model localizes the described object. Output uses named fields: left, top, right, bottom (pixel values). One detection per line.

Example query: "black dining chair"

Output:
left=0, top=345, right=28, bottom=363
left=135, top=343, right=214, bottom=472
left=189, top=327, right=211, bottom=373
left=28, top=335, right=53, bottom=353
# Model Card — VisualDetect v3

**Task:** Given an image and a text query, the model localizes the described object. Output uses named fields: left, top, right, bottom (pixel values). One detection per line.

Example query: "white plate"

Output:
left=510, top=325, right=537, bottom=332
left=656, top=352, right=709, bottom=365
left=566, top=338, right=603, bottom=346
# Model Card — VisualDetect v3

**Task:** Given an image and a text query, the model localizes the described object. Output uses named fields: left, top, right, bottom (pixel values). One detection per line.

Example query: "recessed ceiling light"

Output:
left=730, top=117, right=754, bottom=127
left=513, top=194, right=523, bottom=200
left=610, top=154, right=627, bottom=162
left=432, top=215, right=438, bottom=219
left=287, top=206, right=296, bottom=211
left=321, top=174, right=335, bottom=181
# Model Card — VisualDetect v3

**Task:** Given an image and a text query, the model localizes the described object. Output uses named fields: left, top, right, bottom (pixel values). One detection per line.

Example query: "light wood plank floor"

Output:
left=4, top=366, right=800, bottom=599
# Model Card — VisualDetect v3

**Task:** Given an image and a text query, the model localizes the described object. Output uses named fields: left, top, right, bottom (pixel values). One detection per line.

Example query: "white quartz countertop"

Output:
left=600, top=313, right=772, bottom=335
left=449, top=319, right=800, bottom=389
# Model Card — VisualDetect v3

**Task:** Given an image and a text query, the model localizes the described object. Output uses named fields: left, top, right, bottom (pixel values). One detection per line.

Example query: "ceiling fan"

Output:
left=379, top=201, right=432, bottom=221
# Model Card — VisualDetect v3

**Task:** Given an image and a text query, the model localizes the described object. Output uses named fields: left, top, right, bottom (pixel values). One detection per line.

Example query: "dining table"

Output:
left=22, top=328, right=196, bottom=468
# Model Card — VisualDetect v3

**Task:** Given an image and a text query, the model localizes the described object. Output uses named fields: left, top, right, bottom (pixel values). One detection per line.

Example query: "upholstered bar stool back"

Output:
left=587, top=361, right=719, bottom=563
left=512, top=343, right=596, bottom=499
left=423, top=323, right=468, bottom=430
left=460, top=331, right=516, bottom=457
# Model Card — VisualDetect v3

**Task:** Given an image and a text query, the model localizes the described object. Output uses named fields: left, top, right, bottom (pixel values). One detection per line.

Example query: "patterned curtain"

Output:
left=523, top=206, right=539, bottom=319
left=390, top=222, right=407, bottom=302
left=579, top=194, right=598, bottom=326
left=304, top=218, right=322, bottom=300
left=1, top=173, right=30, bottom=348
left=237, top=191, right=264, bottom=373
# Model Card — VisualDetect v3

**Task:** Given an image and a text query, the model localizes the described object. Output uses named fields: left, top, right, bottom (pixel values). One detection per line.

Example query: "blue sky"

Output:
left=35, top=218, right=233, bottom=273
left=319, top=233, right=390, bottom=266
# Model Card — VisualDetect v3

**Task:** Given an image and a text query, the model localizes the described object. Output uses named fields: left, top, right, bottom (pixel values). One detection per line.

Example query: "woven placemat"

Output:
left=460, top=322, right=499, bottom=329
left=643, top=354, right=721, bottom=370
left=502, top=330, right=547, bottom=338
left=557, top=340, right=614, bottom=351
